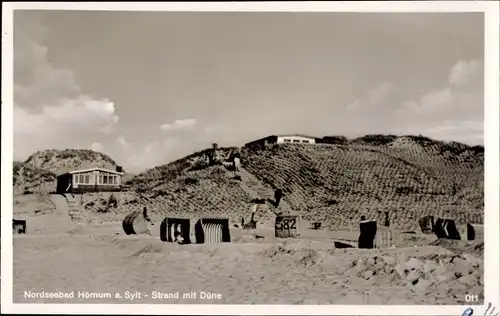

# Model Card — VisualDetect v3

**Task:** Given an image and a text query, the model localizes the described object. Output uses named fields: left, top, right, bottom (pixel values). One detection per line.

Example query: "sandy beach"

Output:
left=13, top=201, right=484, bottom=305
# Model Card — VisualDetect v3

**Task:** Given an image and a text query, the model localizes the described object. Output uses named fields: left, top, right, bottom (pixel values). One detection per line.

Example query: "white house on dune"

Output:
left=244, top=134, right=317, bottom=149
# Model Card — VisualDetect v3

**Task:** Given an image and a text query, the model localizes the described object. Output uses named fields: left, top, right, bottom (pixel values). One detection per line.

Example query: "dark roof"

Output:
left=275, top=134, right=318, bottom=139
left=57, top=167, right=123, bottom=177
left=245, top=134, right=318, bottom=145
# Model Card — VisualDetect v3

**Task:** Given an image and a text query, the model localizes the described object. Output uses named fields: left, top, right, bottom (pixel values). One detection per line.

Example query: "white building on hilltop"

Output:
left=245, top=134, right=317, bottom=149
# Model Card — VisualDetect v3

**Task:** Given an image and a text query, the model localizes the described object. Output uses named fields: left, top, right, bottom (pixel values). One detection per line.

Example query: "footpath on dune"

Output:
left=12, top=194, right=76, bottom=235
left=16, top=194, right=93, bottom=235
left=109, top=165, right=281, bottom=227
left=100, top=138, right=483, bottom=234
left=47, top=194, right=82, bottom=233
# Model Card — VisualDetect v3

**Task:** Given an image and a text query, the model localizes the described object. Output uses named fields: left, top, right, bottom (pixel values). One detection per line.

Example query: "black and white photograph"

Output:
left=2, top=2, right=499, bottom=315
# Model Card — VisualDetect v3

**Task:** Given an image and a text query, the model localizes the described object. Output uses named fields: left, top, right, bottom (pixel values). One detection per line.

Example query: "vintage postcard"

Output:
left=1, top=1, right=499, bottom=315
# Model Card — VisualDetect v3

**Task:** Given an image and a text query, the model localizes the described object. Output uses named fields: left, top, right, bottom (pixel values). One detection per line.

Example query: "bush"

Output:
left=189, top=159, right=209, bottom=171
left=184, top=177, right=199, bottom=185
left=352, top=134, right=398, bottom=146
left=320, top=136, right=349, bottom=145
left=95, top=207, right=110, bottom=213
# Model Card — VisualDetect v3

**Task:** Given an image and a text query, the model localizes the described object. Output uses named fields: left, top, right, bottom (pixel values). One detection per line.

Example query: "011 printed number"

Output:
left=464, top=294, right=479, bottom=302
left=276, top=219, right=296, bottom=231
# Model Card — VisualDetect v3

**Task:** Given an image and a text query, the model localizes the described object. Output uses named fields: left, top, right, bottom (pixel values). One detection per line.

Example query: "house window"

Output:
left=293, top=140, right=300, bottom=143
left=103, top=174, right=108, bottom=184
left=99, top=175, right=103, bottom=185
left=79, top=174, right=84, bottom=183
left=110, top=175, right=115, bottom=185
left=284, top=139, right=292, bottom=143
left=302, top=140, right=309, bottom=143
left=85, top=174, right=90, bottom=184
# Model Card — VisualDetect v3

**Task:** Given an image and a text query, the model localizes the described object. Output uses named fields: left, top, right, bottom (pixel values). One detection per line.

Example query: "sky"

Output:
left=13, top=10, right=485, bottom=172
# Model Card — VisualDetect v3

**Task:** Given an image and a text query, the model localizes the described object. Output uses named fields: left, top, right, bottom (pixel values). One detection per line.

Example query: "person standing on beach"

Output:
left=143, top=207, right=151, bottom=223
left=274, top=188, right=283, bottom=207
